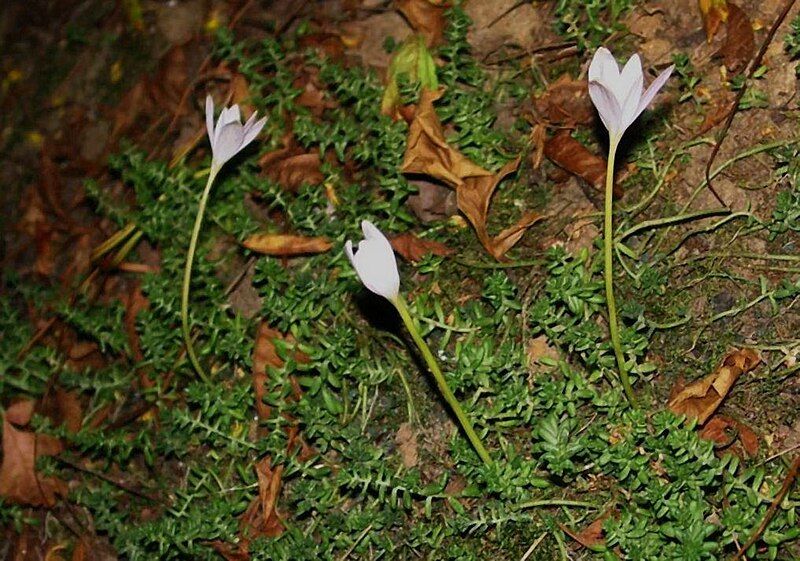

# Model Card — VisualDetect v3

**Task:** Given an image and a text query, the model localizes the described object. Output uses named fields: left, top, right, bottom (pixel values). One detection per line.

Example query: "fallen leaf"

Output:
left=406, top=178, right=458, bottom=223
left=240, top=458, right=285, bottom=539
left=391, top=232, right=453, bottom=262
left=298, top=32, right=345, bottom=60
left=533, top=75, right=596, bottom=127
left=561, top=514, right=608, bottom=549
left=718, top=2, right=754, bottom=73
left=698, top=92, right=736, bottom=134
left=252, top=324, right=289, bottom=421
left=38, top=388, right=83, bottom=434
left=401, top=89, right=541, bottom=258
left=0, top=400, right=66, bottom=506
left=396, top=0, right=446, bottom=47
left=259, top=136, right=324, bottom=192
left=544, top=130, right=622, bottom=197
left=401, top=89, right=491, bottom=187
left=667, top=348, right=760, bottom=424
left=242, top=233, right=332, bottom=256
left=458, top=158, right=544, bottom=259
left=395, top=423, right=419, bottom=468
left=699, top=415, right=760, bottom=456
left=699, top=0, right=729, bottom=42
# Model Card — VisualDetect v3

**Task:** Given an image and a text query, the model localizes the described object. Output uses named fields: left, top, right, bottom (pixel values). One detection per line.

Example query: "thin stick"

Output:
left=703, top=0, right=797, bottom=206
left=731, top=456, right=800, bottom=560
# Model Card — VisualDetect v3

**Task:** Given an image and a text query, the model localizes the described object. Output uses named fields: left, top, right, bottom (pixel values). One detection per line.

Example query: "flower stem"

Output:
left=604, top=139, right=635, bottom=406
left=181, top=168, right=218, bottom=384
left=393, top=297, right=493, bottom=466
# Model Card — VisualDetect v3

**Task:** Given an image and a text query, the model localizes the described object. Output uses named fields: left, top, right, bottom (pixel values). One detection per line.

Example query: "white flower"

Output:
left=588, top=47, right=673, bottom=141
left=205, top=95, right=267, bottom=172
left=345, top=220, right=400, bottom=303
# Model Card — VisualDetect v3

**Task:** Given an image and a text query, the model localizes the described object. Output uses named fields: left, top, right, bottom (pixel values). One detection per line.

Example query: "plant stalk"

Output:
left=393, top=297, right=493, bottom=466
left=181, top=168, right=218, bottom=384
left=604, top=138, right=635, bottom=405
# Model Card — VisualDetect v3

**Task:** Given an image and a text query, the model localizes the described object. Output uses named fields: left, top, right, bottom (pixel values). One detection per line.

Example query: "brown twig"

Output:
left=704, top=0, right=797, bottom=208
left=731, top=455, right=800, bottom=560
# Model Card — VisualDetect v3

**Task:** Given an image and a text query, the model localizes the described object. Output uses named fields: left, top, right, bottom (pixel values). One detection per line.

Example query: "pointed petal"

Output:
left=616, top=56, right=644, bottom=133
left=588, top=47, right=619, bottom=83
left=637, top=64, right=674, bottom=116
left=344, top=240, right=355, bottom=264
left=589, top=80, right=623, bottom=136
left=241, top=114, right=267, bottom=149
left=211, top=123, right=245, bottom=169
left=346, top=220, right=400, bottom=301
left=205, top=95, right=215, bottom=145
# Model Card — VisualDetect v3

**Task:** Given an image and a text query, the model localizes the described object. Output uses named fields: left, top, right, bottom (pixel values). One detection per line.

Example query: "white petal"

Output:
left=346, top=220, right=400, bottom=302
left=240, top=113, right=267, bottom=149
left=589, top=80, right=623, bottom=136
left=211, top=123, right=245, bottom=169
left=636, top=64, right=674, bottom=116
left=588, top=47, right=619, bottom=83
left=205, top=95, right=215, bottom=145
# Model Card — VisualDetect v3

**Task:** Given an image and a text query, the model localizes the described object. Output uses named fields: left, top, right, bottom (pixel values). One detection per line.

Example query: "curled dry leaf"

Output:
left=718, top=2, right=754, bottom=73
left=396, top=0, right=446, bottom=47
left=699, top=415, right=759, bottom=456
left=243, top=233, right=332, bottom=256
left=699, top=0, right=729, bottom=42
left=390, top=232, right=453, bottom=262
left=401, top=89, right=541, bottom=259
left=401, top=89, right=491, bottom=186
left=0, top=400, right=66, bottom=506
left=259, top=135, right=324, bottom=192
left=667, top=348, right=760, bottom=425
left=458, top=158, right=544, bottom=260
left=533, top=75, right=596, bottom=127
left=561, top=512, right=612, bottom=549
left=544, top=130, right=623, bottom=197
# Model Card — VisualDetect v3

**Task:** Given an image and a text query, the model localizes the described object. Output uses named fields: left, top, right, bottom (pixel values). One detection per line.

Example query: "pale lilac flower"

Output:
left=345, top=220, right=400, bottom=303
left=205, top=95, right=267, bottom=172
left=588, top=47, right=673, bottom=142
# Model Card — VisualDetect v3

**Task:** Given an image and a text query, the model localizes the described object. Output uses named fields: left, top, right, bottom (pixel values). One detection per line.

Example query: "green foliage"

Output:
left=3, top=7, right=799, bottom=561
left=554, top=0, right=634, bottom=51
left=785, top=14, right=800, bottom=75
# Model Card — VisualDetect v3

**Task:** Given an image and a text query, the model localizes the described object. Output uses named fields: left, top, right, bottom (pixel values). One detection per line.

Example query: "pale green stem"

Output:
left=181, top=167, right=218, bottom=384
left=604, top=137, right=635, bottom=406
left=393, top=296, right=493, bottom=466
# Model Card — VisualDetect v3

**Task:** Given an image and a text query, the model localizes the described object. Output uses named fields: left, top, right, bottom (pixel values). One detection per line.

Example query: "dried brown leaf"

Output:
left=533, top=75, right=595, bottom=127
left=0, top=401, right=66, bottom=506
left=458, top=158, right=543, bottom=259
left=397, top=0, right=446, bottom=47
left=242, top=233, right=332, bottom=256
left=402, top=89, right=541, bottom=258
left=667, top=348, right=760, bottom=424
left=699, top=0, right=729, bottom=42
left=390, top=232, right=453, bottom=262
left=401, top=89, right=491, bottom=187
left=718, top=2, right=754, bottom=73
left=544, top=130, right=623, bottom=197
left=699, top=415, right=760, bottom=456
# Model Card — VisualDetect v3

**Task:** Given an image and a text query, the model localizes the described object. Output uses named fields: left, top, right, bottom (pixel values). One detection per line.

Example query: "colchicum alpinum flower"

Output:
left=345, top=220, right=492, bottom=466
left=181, top=96, right=267, bottom=382
left=588, top=47, right=673, bottom=143
left=205, top=95, right=267, bottom=173
left=588, top=47, right=673, bottom=406
left=345, top=220, right=400, bottom=304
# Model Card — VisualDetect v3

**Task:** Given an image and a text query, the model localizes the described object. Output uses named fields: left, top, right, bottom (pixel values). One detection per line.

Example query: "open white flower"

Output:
left=588, top=47, right=673, bottom=142
left=345, top=220, right=400, bottom=303
left=205, top=95, right=267, bottom=172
